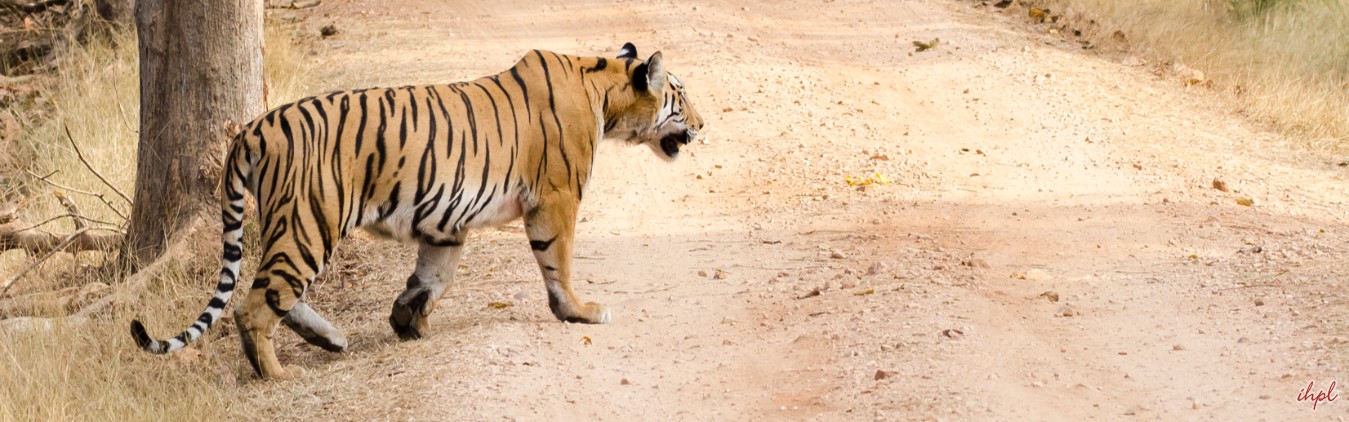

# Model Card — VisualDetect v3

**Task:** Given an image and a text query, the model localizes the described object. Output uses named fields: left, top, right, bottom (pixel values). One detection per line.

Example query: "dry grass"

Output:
left=1040, top=0, right=1349, bottom=150
left=0, top=21, right=316, bottom=421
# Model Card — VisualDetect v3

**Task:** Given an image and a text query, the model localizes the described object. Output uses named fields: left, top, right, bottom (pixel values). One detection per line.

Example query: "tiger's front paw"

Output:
left=389, top=304, right=429, bottom=340
left=389, top=289, right=431, bottom=340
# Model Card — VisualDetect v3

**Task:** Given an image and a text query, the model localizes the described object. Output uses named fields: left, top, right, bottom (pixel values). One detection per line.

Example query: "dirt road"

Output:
left=240, top=0, right=1349, bottom=419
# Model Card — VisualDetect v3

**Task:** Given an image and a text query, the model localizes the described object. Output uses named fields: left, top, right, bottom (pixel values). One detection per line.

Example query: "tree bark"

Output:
left=123, top=0, right=264, bottom=268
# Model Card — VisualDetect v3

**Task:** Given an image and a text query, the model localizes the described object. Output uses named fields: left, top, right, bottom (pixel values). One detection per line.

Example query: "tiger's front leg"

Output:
left=525, top=196, right=610, bottom=324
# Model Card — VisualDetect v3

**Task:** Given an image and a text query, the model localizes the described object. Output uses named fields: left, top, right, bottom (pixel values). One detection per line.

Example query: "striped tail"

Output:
left=130, top=139, right=252, bottom=354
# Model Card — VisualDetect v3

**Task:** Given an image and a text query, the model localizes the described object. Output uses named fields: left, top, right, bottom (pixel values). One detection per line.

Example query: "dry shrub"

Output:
left=1041, top=0, right=1349, bottom=150
left=0, top=20, right=315, bottom=421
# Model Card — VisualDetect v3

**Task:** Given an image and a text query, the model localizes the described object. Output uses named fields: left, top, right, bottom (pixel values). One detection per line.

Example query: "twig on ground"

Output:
left=54, top=191, right=86, bottom=229
left=1, top=227, right=88, bottom=298
left=63, top=124, right=132, bottom=205
left=23, top=169, right=128, bottom=222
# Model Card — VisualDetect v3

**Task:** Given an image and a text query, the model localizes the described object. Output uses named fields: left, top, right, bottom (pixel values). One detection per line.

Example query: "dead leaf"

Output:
left=1057, top=305, right=1076, bottom=317
left=912, top=38, right=940, bottom=52
left=487, top=302, right=512, bottom=309
left=1029, top=8, right=1048, bottom=23
left=854, top=289, right=875, bottom=296
left=582, top=336, right=592, bottom=345
left=797, top=288, right=822, bottom=300
left=1039, top=291, right=1060, bottom=303
left=713, top=269, right=728, bottom=280
left=874, top=369, right=891, bottom=380
left=1112, top=30, right=1128, bottom=45
left=941, top=328, right=965, bottom=339
left=1235, top=197, right=1254, bottom=207
left=845, top=172, right=893, bottom=187
left=1212, top=179, right=1229, bottom=192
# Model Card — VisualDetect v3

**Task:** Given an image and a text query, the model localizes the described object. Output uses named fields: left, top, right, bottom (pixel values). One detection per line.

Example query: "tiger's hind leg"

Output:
left=390, top=233, right=467, bottom=340
left=235, top=238, right=325, bottom=379
left=235, top=275, right=297, bottom=379
left=282, top=301, right=347, bottom=352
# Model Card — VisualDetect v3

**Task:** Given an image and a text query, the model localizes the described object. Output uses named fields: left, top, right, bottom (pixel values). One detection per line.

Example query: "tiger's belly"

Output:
left=361, top=191, right=525, bottom=242
left=465, top=193, right=524, bottom=228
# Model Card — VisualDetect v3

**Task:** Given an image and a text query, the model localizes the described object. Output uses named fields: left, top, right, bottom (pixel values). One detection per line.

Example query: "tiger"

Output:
left=129, top=43, right=703, bottom=379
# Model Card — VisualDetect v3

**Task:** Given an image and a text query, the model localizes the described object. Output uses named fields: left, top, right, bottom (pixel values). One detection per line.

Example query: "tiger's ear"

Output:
left=632, top=51, right=666, bottom=95
left=617, top=42, right=638, bottom=59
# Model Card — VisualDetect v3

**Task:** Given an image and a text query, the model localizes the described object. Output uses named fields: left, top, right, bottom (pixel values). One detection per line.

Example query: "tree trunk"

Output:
left=123, top=0, right=264, bottom=268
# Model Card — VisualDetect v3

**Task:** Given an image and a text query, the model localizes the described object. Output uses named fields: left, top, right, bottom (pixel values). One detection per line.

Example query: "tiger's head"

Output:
left=604, top=43, right=704, bottom=161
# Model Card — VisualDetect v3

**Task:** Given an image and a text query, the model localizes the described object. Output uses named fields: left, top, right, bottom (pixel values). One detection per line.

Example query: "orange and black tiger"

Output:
left=130, top=43, right=703, bottom=378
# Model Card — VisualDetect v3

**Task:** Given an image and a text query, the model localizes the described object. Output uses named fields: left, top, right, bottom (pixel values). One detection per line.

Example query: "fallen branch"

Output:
left=0, top=0, right=68, bottom=14
left=0, top=194, right=124, bottom=296
left=51, top=191, right=120, bottom=232
left=0, top=281, right=109, bottom=318
left=54, top=191, right=85, bottom=229
left=265, top=0, right=320, bottom=9
left=0, top=218, right=123, bottom=253
left=1, top=227, right=89, bottom=297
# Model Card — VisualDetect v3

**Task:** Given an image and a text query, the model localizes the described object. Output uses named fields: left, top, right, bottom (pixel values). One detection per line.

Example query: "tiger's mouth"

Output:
left=658, top=129, right=694, bottom=158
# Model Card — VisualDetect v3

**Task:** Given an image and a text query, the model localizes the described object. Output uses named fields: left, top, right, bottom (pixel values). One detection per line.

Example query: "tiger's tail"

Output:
left=130, top=136, right=252, bottom=354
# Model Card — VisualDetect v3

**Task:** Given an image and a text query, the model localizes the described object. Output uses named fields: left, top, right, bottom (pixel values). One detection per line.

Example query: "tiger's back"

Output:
left=245, top=54, right=595, bottom=246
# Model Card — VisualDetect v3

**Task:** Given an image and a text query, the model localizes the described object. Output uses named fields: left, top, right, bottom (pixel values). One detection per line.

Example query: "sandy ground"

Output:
left=224, top=0, right=1349, bottom=419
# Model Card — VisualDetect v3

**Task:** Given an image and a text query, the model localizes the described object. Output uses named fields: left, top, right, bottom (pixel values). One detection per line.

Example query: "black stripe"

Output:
left=422, top=236, right=463, bottom=247
left=309, top=192, right=335, bottom=262
left=454, top=85, right=480, bottom=156
left=406, top=86, right=419, bottom=132
left=534, top=51, right=573, bottom=184
left=352, top=92, right=369, bottom=153
left=585, top=58, right=608, bottom=73
left=265, top=290, right=288, bottom=316
left=223, top=241, right=242, bottom=261
left=374, top=94, right=389, bottom=172
left=530, top=235, right=558, bottom=251
left=509, top=68, right=531, bottom=117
